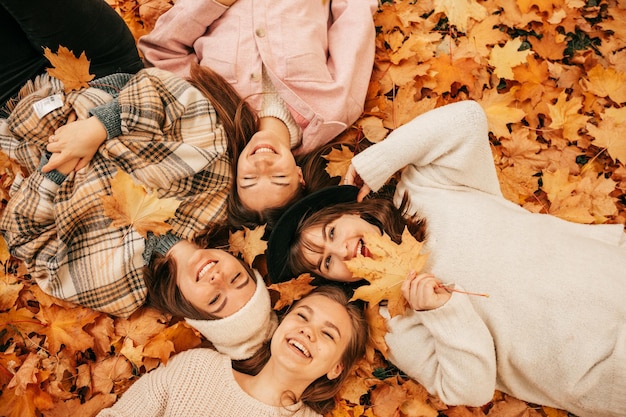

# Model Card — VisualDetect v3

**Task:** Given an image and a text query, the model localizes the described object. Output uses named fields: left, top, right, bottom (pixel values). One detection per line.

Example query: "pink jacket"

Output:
left=138, top=0, right=377, bottom=154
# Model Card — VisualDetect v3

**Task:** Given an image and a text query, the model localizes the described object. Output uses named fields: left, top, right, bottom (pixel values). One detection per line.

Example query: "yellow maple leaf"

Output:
left=101, top=171, right=180, bottom=239
left=547, top=90, right=588, bottom=142
left=347, top=228, right=428, bottom=316
left=587, top=107, right=626, bottom=164
left=357, top=117, right=389, bottom=143
left=581, top=65, right=626, bottom=104
left=479, top=88, right=526, bottom=139
left=323, top=145, right=354, bottom=180
left=228, top=225, right=268, bottom=266
left=43, top=46, right=95, bottom=92
left=433, top=0, right=488, bottom=32
left=488, top=38, right=533, bottom=80
left=268, top=273, right=316, bottom=310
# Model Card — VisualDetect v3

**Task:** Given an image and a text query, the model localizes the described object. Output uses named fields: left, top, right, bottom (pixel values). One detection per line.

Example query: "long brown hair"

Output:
left=186, top=62, right=258, bottom=181
left=288, top=192, right=427, bottom=278
left=234, top=285, right=368, bottom=415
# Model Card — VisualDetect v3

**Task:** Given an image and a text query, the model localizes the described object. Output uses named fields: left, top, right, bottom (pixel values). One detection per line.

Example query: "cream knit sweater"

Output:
left=96, top=348, right=321, bottom=417
left=351, top=101, right=626, bottom=417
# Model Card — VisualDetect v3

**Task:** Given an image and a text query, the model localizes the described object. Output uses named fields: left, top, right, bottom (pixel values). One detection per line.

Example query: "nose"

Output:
left=209, top=270, right=225, bottom=286
left=299, top=325, right=316, bottom=342
left=329, top=239, right=350, bottom=260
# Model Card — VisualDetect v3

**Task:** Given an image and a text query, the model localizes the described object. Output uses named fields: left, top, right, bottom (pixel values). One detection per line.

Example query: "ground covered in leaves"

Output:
left=1, top=0, right=625, bottom=416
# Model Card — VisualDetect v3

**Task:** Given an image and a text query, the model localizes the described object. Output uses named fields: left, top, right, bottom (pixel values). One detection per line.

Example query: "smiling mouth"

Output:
left=288, top=339, right=311, bottom=358
left=196, top=261, right=217, bottom=282
left=356, top=239, right=372, bottom=258
left=252, top=145, right=277, bottom=155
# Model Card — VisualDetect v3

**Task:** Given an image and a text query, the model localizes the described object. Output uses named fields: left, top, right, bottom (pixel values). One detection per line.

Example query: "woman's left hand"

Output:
left=402, top=271, right=451, bottom=311
left=343, top=164, right=371, bottom=202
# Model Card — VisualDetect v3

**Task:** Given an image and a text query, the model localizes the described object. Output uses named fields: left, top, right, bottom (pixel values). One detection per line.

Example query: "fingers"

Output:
left=357, top=184, right=371, bottom=202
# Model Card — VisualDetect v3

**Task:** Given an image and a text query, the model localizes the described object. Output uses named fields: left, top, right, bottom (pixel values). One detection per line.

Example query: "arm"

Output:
left=350, top=100, right=503, bottom=197
left=383, top=291, right=497, bottom=406
left=137, top=0, right=230, bottom=75
left=294, top=0, right=378, bottom=153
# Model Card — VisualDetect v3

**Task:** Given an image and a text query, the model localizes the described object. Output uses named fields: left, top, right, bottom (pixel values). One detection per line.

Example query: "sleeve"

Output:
left=295, top=0, right=378, bottom=154
left=90, top=99, right=122, bottom=139
left=350, top=100, right=503, bottom=196
left=137, top=0, right=229, bottom=76
left=383, top=292, right=497, bottom=406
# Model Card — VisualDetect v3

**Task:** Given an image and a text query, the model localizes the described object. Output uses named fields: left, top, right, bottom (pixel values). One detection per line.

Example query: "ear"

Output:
left=326, top=361, right=344, bottom=380
left=297, top=166, right=306, bottom=187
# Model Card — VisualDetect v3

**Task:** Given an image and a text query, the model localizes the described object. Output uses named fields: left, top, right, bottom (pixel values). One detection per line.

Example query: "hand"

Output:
left=43, top=115, right=107, bottom=173
left=216, top=0, right=237, bottom=6
left=343, top=164, right=371, bottom=202
left=402, top=271, right=451, bottom=311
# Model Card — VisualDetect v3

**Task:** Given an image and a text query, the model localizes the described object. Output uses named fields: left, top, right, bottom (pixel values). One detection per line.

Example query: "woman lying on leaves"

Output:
left=42, top=0, right=378, bottom=230
left=96, top=285, right=368, bottom=417
left=0, top=0, right=282, bottom=360
left=266, top=100, right=626, bottom=417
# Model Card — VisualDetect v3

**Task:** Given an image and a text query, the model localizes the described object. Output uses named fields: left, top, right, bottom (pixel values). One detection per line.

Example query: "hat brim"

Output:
left=267, top=185, right=359, bottom=283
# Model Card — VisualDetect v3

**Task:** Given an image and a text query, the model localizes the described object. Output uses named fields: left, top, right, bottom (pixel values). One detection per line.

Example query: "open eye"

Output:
left=328, top=226, right=335, bottom=240
left=323, top=255, right=332, bottom=271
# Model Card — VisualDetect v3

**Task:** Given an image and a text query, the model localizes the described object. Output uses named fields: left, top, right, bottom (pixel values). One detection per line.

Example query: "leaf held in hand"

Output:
left=101, top=171, right=180, bottom=239
left=348, top=228, right=428, bottom=316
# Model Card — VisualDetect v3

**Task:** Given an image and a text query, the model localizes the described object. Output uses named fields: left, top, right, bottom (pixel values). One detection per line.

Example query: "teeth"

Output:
left=289, top=340, right=311, bottom=358
left=357, top=240, right=363, bottom=256
left=197, top=262, right=216, bottom=281
left=253, top=147, right=274, bottom=155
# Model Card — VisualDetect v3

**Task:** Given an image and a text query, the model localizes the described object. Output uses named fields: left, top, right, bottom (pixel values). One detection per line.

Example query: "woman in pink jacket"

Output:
left=138, top=0, right=378, bottom=227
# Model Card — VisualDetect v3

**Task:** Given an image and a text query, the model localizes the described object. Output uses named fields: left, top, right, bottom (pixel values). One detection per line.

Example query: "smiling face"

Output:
left=168, top=240, right=257, bottom=318
left=300, top=214, right=381, bottom=282
left=270, top=294, right=353, bottom=382
left=236, top=130, right=303, bottom=212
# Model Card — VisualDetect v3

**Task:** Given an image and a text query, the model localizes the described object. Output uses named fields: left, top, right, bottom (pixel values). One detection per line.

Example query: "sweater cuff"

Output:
left=38, top=152, right=68, bottom=185
left=90, top=99, right=122, bottom=139
left=142, top=231, right=182, bottom=265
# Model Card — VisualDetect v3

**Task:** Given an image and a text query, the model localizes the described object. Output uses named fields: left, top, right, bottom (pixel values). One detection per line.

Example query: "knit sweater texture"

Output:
left=96, top=348, right=321, bottom=417
left=138, top=0, right=378, bottom=154
left=350, top=100, right=626, bottom=417
left=0, top=68, right=232, bottom=317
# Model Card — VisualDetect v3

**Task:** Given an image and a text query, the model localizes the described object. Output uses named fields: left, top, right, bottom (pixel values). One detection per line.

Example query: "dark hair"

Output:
left=234, top=285, right=368, bottom=415
left=143, top=223, right=255, bottom=320
left=288, top=192, right=427, bottom=278
left=186, top=63, right=258, bottom=162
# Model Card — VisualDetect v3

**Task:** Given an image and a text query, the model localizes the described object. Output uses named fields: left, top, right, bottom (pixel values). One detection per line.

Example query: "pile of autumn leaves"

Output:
left=2, top=0, right=626, bottom=416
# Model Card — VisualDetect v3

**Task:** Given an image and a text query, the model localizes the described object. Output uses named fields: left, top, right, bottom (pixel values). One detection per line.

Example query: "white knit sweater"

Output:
left=96, top=348, right=321, bottom=417
left=351, top=101, right=626, bottom=417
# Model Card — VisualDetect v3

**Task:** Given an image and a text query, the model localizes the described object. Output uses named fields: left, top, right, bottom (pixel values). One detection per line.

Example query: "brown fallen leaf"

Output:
left=268, top=273, right=316, bottom=310
left=101, top=171, right=180, bottom=239
left=228, top=225, right=268, bottom=266
left=43, top=46, right=95, bottom=92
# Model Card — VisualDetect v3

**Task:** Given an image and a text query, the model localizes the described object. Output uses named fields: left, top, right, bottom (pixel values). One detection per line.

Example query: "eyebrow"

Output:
left=298, top=304, right=342, bottom=339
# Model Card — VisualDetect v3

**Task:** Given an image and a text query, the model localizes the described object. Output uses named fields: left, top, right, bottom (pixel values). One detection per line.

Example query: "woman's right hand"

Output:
left=402, top=271, right=451, bottom=311
left=43, top=115, right=107, bottom=173
left=343, top=164, right=371, bottom=202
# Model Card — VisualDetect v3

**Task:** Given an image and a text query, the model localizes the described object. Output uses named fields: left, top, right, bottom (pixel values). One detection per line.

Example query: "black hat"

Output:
left=266, top=185, right=359, bottom=283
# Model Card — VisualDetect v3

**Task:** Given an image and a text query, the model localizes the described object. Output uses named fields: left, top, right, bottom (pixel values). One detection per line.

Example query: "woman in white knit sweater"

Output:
left=266, top=100, right=626, bottom=417
left=97, top=285, right=368, bottom=417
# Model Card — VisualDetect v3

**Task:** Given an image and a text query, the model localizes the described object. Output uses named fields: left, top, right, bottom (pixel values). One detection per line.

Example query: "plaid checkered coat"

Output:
left=0, top=68, right=231, bottom=317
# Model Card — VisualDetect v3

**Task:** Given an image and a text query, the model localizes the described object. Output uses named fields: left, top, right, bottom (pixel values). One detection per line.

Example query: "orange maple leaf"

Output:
left=323, top=145, right=354, bottom=180
left=587, top=107, right=626, bottom=164
left=228, top=225, right=268, bottom=266
left=347, top=228, right=428, bottom=317
left=43, top=46, right=95, bottom=92
left=101, top=171, right=181, bottom=239
left=268, top=273, right=316, bottom=310
left=35, top=305, right=100, bottom=354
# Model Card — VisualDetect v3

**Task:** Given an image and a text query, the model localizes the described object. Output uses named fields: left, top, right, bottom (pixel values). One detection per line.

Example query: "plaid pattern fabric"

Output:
left=0, top=68, right=231, bottom=317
